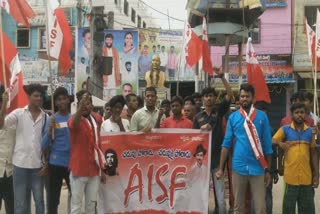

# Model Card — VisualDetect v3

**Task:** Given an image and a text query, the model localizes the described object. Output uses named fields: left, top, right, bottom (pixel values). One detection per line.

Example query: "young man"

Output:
left=41, top=87, right=71, bottom=214
left=193, top=73, right=232, bottom=214
left=183, top=104, right=196, bottom=122
left=192, top=92, right=202, bottom=114
left=121, top=93, right=138, bottom=122
left=273, top=102, right=319, bottom=214
left=160, top=99, right=171, bottom=118
left=68, top=90, right=106, bottom=214
left=130, top=87, right=163, bottom=132
left=0, top=88, right=15, bottom=214
left=101, top=95, right=130, bottom=132
left=216, top=84, right=273, bottom=214
left=160, top=96, right=192, bottom=129
left=0, top=84, right=46, bottom=214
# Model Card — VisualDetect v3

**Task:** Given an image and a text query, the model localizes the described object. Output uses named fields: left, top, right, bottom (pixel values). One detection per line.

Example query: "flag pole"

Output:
left=45, top=0, right=55, bottom=138
left=0, top=9, right=7, bottom=88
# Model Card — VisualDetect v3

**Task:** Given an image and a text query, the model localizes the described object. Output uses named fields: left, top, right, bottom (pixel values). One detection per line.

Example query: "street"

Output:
left=2, top=176, right=319, bottom=214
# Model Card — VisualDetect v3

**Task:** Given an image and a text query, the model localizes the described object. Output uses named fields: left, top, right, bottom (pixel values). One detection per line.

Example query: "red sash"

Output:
left=240, top=106, right=268, bottom=169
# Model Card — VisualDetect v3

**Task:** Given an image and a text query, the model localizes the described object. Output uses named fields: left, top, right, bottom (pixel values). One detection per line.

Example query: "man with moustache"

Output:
left=216, top=84, right=273, bottom=214
left=68, top=90, right=106, bottom=214
left=273, top=102, right=319, bottom=214
left=102, top=33, right=121, bottom=100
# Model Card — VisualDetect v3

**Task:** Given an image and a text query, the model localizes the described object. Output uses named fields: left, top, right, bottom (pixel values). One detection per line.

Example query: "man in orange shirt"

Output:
left=160, top=96, right=192, bottom=129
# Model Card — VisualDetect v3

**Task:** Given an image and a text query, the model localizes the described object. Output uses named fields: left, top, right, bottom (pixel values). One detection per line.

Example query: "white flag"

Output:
left=316, top=9, right=320, bottom=57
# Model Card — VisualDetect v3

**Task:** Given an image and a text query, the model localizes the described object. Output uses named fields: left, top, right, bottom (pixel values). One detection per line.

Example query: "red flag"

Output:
left=0, top=0, right=35, bottom=27
left=202, top=17, right=213, bottom=76
left=305, top=17, right=320, bottom=71
left=0, top=30, right=28, bottom=112
left=185, top=23, right=202, bottom=67
left=246, top=38, right=271, bottom=104
left=47, top=0, right=73, bottom=74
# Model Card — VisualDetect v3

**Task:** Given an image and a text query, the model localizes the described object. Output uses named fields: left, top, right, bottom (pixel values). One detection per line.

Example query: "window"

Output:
left=131, top=8, right=136, bottom=23
left=249, top=19, right=260, bottom=44
left=305, top=6, right=320, bottom=31
left=17, top=28, right=30, bottom=48
left=38, top=28, right=47, bottom=50
left=137, top=15, right=141, bottom=28
left=124, top=0, right=129, bottom=16
left=143, top=21, right=146, bottom=28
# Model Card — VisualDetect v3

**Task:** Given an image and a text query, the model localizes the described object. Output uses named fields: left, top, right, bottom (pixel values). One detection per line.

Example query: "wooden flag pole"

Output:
left=45, top=0, right=55, bottom=139
left=0, top=9, right=7, bottom=89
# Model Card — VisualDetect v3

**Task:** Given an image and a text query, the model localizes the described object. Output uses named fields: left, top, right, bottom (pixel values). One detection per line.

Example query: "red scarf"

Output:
left=240, top=106, right=268, bottom=169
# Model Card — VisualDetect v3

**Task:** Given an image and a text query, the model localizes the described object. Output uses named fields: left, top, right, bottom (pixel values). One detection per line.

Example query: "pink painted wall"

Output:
left=211, top=0, right=292, bottom=67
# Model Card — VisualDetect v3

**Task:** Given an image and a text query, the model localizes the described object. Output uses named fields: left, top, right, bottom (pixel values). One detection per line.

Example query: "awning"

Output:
left=296, top=72, right=320, bottom=79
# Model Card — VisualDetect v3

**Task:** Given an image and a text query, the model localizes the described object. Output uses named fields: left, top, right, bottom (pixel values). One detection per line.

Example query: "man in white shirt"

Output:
left=0, top=89, right=15, bottom=214
left=0, top=84, right=46, bottom=214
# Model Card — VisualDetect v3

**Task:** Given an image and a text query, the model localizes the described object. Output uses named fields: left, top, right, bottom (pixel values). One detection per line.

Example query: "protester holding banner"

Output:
left=101, top=95, right=130, bottom=132
left=0, top=84, right=46, bottom=214
left=160, top=96, right=192, bottom=129
left=130, top=87, right=164, bottom=132
left=67, top=90, right=106, bottom=214
left=216, top=83, right=273, bottom=214
left=193, top=73, right=232, bottom=214
left=41, top=87, right=71, bottom=214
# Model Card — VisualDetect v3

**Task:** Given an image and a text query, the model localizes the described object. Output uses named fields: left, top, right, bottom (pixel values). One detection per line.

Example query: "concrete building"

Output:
left=292, top=0, right=320, bottom=91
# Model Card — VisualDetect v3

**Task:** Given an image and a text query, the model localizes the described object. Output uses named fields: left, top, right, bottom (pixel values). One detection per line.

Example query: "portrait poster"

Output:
left=138, top=29, right=195, bottom=82
left=76, top=28, right=139, bottom=101
left=99, top=129, right=211, bottom=214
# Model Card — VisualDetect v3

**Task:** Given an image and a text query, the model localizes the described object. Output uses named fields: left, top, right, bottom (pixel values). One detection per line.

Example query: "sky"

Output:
left=143, top=0, right=187, bottom=30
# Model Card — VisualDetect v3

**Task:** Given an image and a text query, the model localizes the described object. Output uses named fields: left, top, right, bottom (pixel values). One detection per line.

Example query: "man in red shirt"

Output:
left=160, top=96, right=192, bottom=128
left=68, top=90, right=106, bottom=214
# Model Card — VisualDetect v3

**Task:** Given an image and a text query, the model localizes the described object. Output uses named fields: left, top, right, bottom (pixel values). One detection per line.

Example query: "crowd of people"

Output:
left=0, top=73, right=319, bottom=214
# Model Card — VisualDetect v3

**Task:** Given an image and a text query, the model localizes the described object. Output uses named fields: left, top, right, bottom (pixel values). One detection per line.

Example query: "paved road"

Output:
left=1, top=177, right=319, bottom=213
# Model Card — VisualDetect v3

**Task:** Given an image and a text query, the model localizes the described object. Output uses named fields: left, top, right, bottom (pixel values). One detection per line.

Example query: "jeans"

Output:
left=212, top=168, right=227, bottom=214
left=70, top=173, right=100, bottom=214
left=13, top=165, right=45, bottom=214
left=47, top=164, right=70, bottom=214
left=0, top=172, right=14, bottom=214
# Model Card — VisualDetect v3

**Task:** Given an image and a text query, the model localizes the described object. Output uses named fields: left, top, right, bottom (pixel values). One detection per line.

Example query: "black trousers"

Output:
left=0, top=172, right=14, bottom=214
left=47, top=164, right=70, bottom=214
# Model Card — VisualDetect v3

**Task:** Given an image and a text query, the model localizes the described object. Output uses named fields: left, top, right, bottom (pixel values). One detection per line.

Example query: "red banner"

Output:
left=98, top=129, right=211, bottom=214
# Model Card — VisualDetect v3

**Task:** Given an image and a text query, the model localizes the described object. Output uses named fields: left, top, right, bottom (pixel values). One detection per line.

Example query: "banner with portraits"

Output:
left=139, top=29, right=195, bottom=82
left=76, top=28, right=139, bottom=101
left=98, top=129, right=211, bottom=214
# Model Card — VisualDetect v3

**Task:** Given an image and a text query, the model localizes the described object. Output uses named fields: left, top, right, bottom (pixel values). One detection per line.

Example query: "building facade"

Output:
left=211, top=0, right=293, bottom=129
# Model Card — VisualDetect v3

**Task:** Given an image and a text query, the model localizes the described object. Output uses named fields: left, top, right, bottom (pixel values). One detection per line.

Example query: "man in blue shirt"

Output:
left=216, top=84, right=273, bottom=214
left=42, top=87, right=71, bottom=214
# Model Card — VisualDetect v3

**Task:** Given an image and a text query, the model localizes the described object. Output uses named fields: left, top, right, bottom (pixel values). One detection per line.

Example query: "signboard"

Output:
left=222, top=54, right=293, bottom=82
left=98, top=130, right=211, bottom=214
left=139, top=29, right=195, bottom=82
left=76, top=28, right=139, bottom=101
left=265, top=0, right=287, bottom=8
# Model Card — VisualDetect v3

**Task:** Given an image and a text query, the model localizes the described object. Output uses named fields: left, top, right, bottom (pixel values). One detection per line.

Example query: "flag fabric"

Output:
left=305, top=16, right=320, bottom=72
left=202, top=17, right=213, bottom=76
left=185, top=23, right=202, bottom=68
left=47, top=0, right=73, bottom=74
left=316, top=9, right=320, bottom=58
left=0, top=0, right=35, bottom=27
left=0, top=30, right=28, bottom=112
left=246, top=38, right=271, bottom=104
